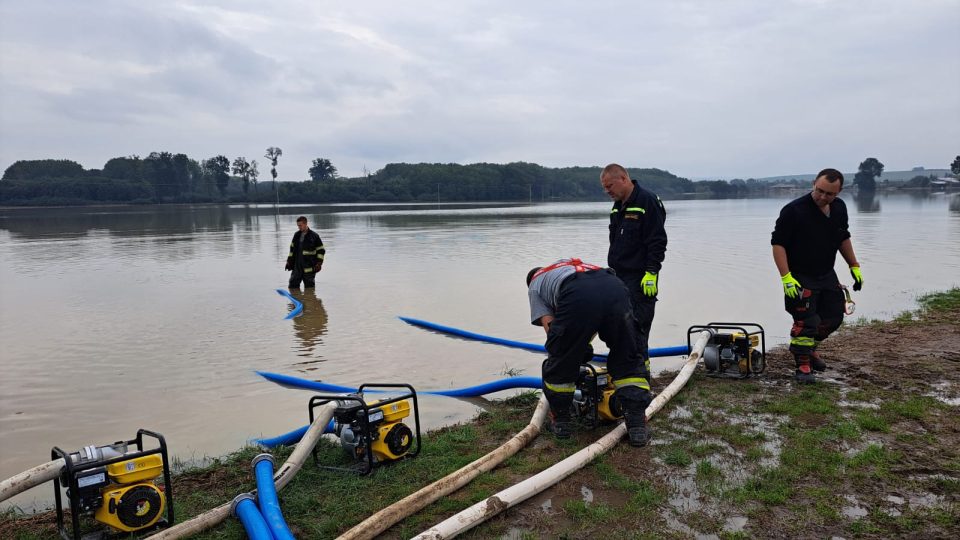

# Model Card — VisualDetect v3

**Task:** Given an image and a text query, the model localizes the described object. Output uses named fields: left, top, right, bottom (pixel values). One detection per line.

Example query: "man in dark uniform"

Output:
left=600, top=164, right=667, bottom=376
left=285, top=216, right=325, bottom=289
left=772, top=168, right=864, bottom=383
left=527, top=258, right=652, bottom=447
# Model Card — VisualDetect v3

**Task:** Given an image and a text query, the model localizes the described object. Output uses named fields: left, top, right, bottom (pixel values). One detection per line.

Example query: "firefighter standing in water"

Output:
left=526, top=258, right=652, bottom=447
left=285, top=216, right=325, bottom=289
left=772, top=168, right=864, bottom=383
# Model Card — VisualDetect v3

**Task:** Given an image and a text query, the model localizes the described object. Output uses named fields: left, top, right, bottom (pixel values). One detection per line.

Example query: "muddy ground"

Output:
left=465, top=303, right=960, bottom=539
left=2, top=294, right=958, bottom=539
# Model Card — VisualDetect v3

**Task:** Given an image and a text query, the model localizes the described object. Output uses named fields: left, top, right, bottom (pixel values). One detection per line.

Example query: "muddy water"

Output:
left=1, top=193, right=958, bottom=510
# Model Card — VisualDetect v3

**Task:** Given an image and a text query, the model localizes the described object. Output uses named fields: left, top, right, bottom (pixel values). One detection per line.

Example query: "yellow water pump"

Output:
left=309, top=383, right=421, bottom=474
left=573, top=363, right=624, bottom=427
left=53, top=429, right=173, bottom=539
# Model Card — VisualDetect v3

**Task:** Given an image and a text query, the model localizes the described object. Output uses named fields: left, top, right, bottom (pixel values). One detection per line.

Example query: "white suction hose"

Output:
left=336, top=393, right=549, bottom=540
left=0, top=459, right=65, bottom=504
left=412, top=330, right=711, bottom=539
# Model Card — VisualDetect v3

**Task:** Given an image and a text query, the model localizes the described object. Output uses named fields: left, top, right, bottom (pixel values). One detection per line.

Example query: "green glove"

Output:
left=642, top=272, right=658, bottom=297
left=781, top=272, right=802, bottom=299
left=850, top=266, right=863, bottom=291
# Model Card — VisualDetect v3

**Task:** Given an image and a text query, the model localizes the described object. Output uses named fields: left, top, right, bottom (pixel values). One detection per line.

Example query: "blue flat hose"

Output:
left=253, top=371, right=543, bottom=448
left=276, top=289, right=302, bottom=320
left=256, top=370, right=542, bottom=397
left=253, top=454, right=295, bottom=540
left=231, top=493, right=274, bottom=540
left=398, top=316, right=689, bottom=359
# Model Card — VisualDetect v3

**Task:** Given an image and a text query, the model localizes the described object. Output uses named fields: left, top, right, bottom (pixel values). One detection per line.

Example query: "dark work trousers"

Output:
left=288, top=265, right=316, bottom=289
left=542, top=270, right=652, bottom=417
left=616, top=271, right=657, bottom=367
left=785, top=285, right=844, bottom=365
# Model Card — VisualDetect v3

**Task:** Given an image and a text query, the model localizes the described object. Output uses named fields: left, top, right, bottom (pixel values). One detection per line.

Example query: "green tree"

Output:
left=249, top=160, right=260, bottom=194
left=232, top=156, right=252, bottom=194
left=102, top=156, right=144, bottom=180
left=308, top=158, right=338, bottom=182
left=951, top=155, right=960, bottom=176
left=853, top=157, right=884, bottom=192
left=204, top=155, right=231, bottom=196
left=171, top=153, right=192, bottom=196
left=265, top=147, right=282, bottom=201
left=2, top=159, right=85, bottom=180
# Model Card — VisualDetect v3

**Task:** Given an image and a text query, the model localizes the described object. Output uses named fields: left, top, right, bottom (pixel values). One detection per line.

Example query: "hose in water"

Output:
left=276, top=289, right=302, bottom=319
left=398, top=316, right=689, bottom=359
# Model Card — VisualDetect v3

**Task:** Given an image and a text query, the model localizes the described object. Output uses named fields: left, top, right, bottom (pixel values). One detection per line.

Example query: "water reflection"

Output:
left=950, top=194, right=960, bottom=213
left=289, top=288, right=329, bottom=361
left=853, top=191, right=880, bottom=213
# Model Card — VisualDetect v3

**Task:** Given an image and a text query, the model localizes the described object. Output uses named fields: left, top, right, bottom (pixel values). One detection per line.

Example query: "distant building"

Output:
left=931, top=177, right=960, bottom=191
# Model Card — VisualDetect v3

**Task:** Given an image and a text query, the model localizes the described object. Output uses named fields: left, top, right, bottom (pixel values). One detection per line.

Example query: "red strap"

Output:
left=531, top=258, right=602, bottom=282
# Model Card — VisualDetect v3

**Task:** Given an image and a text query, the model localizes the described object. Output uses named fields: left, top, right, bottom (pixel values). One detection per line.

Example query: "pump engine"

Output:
left=688, top=322, right=766, bottom=379
left=52, top=429, right=173, bottom=539
left=309, top=383, right=421, bottom=474
left=572, top=363, right=624, bottom=428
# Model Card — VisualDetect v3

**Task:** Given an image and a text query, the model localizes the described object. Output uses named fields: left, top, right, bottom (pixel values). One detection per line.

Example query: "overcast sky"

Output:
left=1, top=1, right=958, bottom=180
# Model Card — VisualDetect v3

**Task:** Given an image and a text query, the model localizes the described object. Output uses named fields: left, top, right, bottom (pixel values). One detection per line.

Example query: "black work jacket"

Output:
left=608, top=180, right=668, bottom=274
left=287, top=229, right=325, bottom=272
left=771, top=193, right=850, bottom=287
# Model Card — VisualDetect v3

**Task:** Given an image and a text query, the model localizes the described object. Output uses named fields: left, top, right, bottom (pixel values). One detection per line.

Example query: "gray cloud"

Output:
left=1, top=0, right=958, bottom=179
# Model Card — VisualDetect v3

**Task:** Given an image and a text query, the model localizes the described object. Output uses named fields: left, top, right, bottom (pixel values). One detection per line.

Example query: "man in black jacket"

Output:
left=601, top=164, right=668, bottom=372
left=772, top=168, right=863, bottom=383
left=285, top=216, right=325, bottom=289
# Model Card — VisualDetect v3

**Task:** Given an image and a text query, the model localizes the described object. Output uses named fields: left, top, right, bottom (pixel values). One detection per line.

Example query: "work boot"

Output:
left=622, top=410, right=650, bottom=447
left=810, top=351, right=827, bottom=372
left=794, top=357, right=816, bottom=384
left=546, top=412, right=573, bottom=439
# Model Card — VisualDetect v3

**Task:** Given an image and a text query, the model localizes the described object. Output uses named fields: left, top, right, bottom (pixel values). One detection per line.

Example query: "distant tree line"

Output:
left=3, top=152, right=956, bottom=206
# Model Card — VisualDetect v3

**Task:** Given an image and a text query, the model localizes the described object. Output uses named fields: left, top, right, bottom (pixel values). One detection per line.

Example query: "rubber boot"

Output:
left=794, top=355, right=816, bottom=384
left=622, top=408, right=650, bottom=447
left=618, top=387, right=652, bottom=448
left=810, top=350, right=827, bottom=372
left=543, top=388, right=574, bottom=440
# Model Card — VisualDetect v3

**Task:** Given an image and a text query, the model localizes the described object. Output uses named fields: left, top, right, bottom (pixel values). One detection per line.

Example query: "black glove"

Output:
left=313, top=263, right=322, bottom=273
left=284, top=261, right=292, bottom=271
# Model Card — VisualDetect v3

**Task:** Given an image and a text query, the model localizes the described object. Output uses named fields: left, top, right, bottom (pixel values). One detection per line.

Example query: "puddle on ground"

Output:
left=924, top=381, right=960, bottom=406
left=723, top=515, right=748, bottom=532
left=660, top=511, right=719, bottom=540
left=838, top=400, right=880, bottom=409
left=841, top=494, right=869, bottom=518
left=580, top=485, right=593, bottom=504
left=668, top=405, right=693, bottom=419
left=886, top=494, right=905, bottom=505
left=907, top=492, right=944, bottom=508
left=664, top=470, right=703, bottom=513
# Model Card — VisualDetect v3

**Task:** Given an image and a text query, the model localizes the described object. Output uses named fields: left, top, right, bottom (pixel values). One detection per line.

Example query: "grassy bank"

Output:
left=3, top=289, right=958, bottom=539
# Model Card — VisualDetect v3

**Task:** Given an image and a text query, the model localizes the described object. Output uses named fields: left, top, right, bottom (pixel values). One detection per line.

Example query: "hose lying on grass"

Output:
left=411, top=330, right=712, bottom=539
left=146, top=401, right=338, bottom=539
left=335, top=393, right=550, bottom=540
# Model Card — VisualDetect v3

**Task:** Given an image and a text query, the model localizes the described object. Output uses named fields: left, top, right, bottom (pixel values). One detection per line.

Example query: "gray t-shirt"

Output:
left=528, top=265, right=578, bottom=325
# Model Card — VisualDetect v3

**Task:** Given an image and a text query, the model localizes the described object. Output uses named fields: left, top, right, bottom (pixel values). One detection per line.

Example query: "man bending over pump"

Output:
left=526, top=258, right=652, bottom=447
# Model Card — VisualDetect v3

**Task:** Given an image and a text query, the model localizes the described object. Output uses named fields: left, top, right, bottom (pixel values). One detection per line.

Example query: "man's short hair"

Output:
left=526, top=267, right=542, bottom=286
left=815, top=168, right=844, bottom=187
left=296, top=216, right=308, bottom=224
left=601, top=163, right=629, bottom=179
